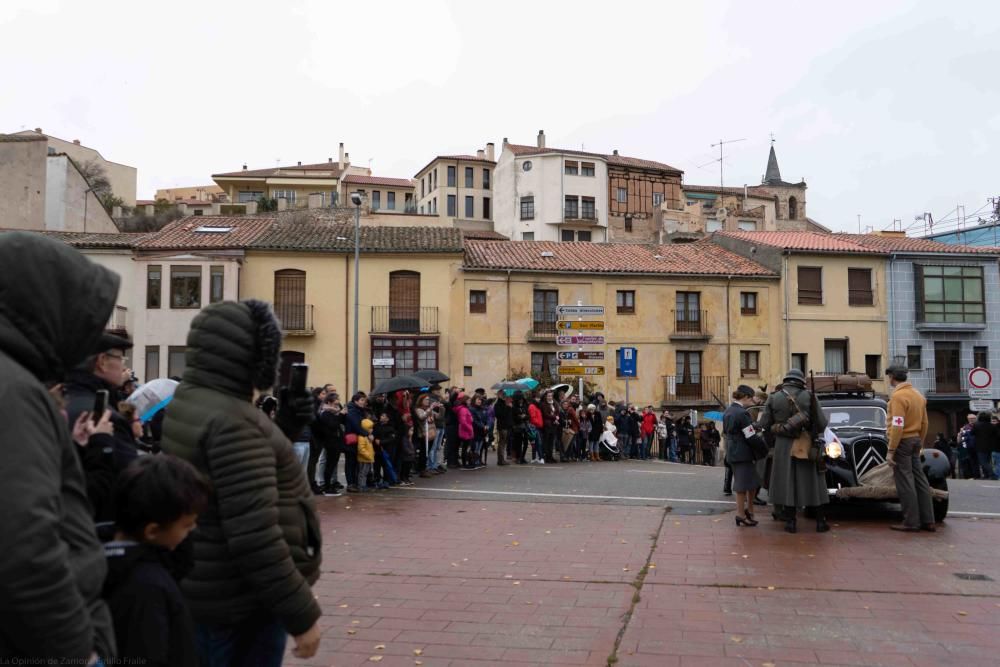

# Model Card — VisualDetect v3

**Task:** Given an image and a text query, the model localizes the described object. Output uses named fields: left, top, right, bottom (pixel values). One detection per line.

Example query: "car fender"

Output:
left=920, top=448, right=950, bottom=481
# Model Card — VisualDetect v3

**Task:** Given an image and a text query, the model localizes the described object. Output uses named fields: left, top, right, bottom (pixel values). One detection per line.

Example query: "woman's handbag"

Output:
left=344, top=433, right=358, bottom=447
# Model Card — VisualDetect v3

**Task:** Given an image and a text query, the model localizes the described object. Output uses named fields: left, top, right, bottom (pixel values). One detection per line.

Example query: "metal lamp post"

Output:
left=352, top=194, right=362, bottom=395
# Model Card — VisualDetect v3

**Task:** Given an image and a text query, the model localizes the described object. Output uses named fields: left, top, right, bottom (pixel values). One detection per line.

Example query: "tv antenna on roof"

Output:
left=708, top=138, right=746, bottom=194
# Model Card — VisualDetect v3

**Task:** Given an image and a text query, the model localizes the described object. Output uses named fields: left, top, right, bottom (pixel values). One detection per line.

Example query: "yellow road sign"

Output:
left=557, top=320, right=605, bottom=330
left=558, top=365, right=605, bottom=376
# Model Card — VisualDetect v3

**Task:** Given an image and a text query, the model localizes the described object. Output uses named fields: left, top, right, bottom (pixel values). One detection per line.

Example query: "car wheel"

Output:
left=930, top=477, right=949, bottom=523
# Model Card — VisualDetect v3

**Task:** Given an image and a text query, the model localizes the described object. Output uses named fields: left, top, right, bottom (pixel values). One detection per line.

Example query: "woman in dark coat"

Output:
left=971, top=412, right=999, bottom=480
left=757, top=369, right=829, bottom=534
left=723, top=385, right=763, bottom=526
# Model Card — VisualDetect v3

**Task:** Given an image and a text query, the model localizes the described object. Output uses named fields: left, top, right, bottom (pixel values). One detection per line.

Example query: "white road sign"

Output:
left=556, top=335, right=606, bottom=346
left=969, top=399, right=995, bottom=412
left=555, top=305, right=605, bottom=317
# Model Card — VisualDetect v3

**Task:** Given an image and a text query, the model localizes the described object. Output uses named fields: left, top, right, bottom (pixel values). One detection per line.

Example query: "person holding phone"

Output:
left=161, top=300, right=323, bottom=666
left=0, top=232, right=116, bottom=665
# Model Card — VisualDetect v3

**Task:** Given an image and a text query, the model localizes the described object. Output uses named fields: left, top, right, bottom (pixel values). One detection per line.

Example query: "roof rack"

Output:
left=808, top=371, right=876, bottom=398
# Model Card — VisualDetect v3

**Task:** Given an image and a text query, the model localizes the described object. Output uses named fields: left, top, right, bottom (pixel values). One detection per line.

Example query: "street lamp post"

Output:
left=351, top=192, right=363, bottom=395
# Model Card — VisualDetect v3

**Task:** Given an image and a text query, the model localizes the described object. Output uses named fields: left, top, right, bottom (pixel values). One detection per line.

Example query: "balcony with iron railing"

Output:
left=563, top=207, right=599, bottom=223
left=662, top=375, right=728, bottom=405
left=106, top=305, right=127, bottom=335
left=527, top=310, right=559, bottom=340
left=276, top=303, right=315, bottom=335
left=370, top=306, right=439, bottom=334
left=907, top=367, right=978, bottom=397
left=669, top=309, right=710, bottom=340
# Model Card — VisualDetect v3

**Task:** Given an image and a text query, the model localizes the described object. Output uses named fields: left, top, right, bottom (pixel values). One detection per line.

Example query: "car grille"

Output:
left=851, top=435, right=888, bottom=479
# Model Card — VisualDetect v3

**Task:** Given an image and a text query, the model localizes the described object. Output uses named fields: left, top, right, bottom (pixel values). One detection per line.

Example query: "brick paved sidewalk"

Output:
left=286, top=494, right=1000, bottom=667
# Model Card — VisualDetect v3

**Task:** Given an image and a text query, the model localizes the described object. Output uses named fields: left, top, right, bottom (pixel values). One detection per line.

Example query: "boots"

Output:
left=723, top=465, right=733, bottom=496
left=815, top=506, right=830, bottom=533
left=784, top=506, right=797, bottom=534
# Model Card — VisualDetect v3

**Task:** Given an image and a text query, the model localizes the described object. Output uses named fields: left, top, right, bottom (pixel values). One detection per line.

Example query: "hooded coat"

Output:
left=161, top=300, right=322, bottom=636
left=0, top=232, right=116, bottom=660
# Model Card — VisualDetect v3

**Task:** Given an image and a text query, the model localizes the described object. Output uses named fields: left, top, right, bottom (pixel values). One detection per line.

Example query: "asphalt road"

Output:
left=387, top=457, right=1000, bottom=519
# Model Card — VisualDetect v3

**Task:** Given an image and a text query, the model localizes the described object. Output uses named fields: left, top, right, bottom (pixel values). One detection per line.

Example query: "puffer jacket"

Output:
left=0, top=232, right=116, bottom=660
left=161, top=301, right=321, bottom=636
left=456, top=403, right=474, bottom=441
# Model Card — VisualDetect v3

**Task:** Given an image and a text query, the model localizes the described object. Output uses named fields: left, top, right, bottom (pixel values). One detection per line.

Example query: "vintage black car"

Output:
left=818, top=394, right=950, bottom=522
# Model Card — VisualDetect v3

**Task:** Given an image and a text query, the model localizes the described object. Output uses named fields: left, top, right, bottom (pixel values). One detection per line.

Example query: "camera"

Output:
left=350, top=192, right=363, bottom=206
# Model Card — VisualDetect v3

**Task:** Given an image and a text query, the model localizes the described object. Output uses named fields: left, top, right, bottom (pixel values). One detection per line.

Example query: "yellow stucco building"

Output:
left=461, top=240, right=782, bottom=407
left=239, top=222, right=465, bottom=393
left=713, top=231, right=891, bottom=393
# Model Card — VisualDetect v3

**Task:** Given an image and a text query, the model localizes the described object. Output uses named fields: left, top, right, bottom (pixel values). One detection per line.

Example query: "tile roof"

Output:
left=342, top=174, right=415, bottom=188
left=250, top=222, right=465, bottom=253
left=836, top=233, right=1000, bottom=255
left=505, top=142, right=682, bottom=174
left=213, top=161, right=345, bottom=179
left=135, top=199, right=156, bottom=206
left=29, top=230, right=149, bottom=248
left=460, top=229, right=509, bottom=241
left=463, top=239, right=775, bottom=277
left=137, top=216, right=276, bottom=250
left=714, top=231, right=885, bottom=254
left=0, top=133, right=47, bottom=142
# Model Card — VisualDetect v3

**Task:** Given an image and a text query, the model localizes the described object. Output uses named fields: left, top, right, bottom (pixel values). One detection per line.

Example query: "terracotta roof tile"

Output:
left=714, top=231, right=884, bottom=254
left=460, top=229, right=509, bottom=241
left=414, top=154, right=497, bottom=176
left=0, top=133, right=48, bottom=143
left=135, top=199, right=157, bottom=206
left=250, top=222, right=465, bottom=253
left=213, top=161, right=345, bottom=179
left=463, top=239, right=775, bottom=276
left=137, top=216, right=276, bottom=250
left=505, top=143, right=682, bottom=174
left=26, top=230, right=150, bottom=248
left=342, top=174, right=415, bottom=188
left=836, top=233, right=1000, bottom=255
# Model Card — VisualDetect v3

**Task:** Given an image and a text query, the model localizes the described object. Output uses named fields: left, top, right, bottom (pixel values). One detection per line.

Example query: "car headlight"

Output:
left=825, top=440, right=844, bottom=459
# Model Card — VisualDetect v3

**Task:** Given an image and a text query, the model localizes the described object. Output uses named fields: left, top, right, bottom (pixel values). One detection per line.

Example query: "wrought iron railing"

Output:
left=671, top=309, right=709, bottom=336
left=530, top=310, right=559, bottom=336
left=370, top=306, right=439, bottom=334
left=276, top=303, right=313, bottom=333
left=106, top=305, right=127, bottom=334
left=662, top=375, right=728, bottom=404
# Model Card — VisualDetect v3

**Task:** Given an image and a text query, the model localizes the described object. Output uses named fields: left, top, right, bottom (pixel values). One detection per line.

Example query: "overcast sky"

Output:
left=3, top=0, right=997, bottom=233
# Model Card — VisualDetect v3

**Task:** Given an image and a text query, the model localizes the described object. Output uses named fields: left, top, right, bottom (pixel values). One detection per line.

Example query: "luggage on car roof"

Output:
left=810, top=373, right=873, bottom=394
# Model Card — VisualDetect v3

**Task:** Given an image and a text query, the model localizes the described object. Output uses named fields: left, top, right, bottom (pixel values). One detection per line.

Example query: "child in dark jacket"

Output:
left=102, top=455, right=210, bottom=667
left=373, top=412, right=402, bottom=487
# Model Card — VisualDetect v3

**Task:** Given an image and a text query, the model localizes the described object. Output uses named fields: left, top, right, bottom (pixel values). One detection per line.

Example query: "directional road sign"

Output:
left=618, top=347, right=637, bottom=378
left=555, top=305, right=605, bottom=317
left=557, top=351, right=605, bottom=361
left=556, top=335, right=606, bottom=346
left=557, top=320, right=605, bottom=330
left=558, top=365, right=605, bottom=376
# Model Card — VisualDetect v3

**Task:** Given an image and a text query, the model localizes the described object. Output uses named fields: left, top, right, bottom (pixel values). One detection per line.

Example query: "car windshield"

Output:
left=822, top=406, right=887, bottom=429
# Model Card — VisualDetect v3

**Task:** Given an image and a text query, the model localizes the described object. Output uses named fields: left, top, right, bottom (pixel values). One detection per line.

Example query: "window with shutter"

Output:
left=797, top=267, right=823, bottom=305
left=274, top=269, right=306, bottom=330
left=848, top=268, right=873, bottom=306
left=389, top=271, right=421, bottom=333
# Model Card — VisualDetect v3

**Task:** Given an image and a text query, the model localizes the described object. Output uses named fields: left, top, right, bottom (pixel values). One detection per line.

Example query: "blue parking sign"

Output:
left=619, top=347, right=637, bottom=377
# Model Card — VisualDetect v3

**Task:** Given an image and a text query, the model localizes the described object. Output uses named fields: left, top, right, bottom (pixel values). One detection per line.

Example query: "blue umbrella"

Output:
left=703, top=411, right=725, bottom=421
left=516, top=377, right=540, bottom=390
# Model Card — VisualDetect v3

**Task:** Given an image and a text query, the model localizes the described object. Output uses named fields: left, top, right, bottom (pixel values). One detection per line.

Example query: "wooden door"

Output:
left=676, top=351, right=702, bottom=399
left=934, top=342, right=961, bottom=393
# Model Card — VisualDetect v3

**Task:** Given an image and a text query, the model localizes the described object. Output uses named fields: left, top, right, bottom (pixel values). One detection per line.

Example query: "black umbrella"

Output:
left=413, top=369, right=450, bottom=384
left=370, top=374, right=429, bottom=396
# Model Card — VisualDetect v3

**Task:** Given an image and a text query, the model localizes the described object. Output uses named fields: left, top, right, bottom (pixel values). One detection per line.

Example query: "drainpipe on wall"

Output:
left=726, top=275, right=733, bottom=395
left=506, top=270, right=512, bottom=374
left=888, top=253, right=896, bottom=365
left=345, top=255, right=350, bottom=393
left=783, top=251, right=791, bottom=372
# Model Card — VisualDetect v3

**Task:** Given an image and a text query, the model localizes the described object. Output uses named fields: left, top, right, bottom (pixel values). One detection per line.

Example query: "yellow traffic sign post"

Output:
left=558, top=366, right=605, bottom=376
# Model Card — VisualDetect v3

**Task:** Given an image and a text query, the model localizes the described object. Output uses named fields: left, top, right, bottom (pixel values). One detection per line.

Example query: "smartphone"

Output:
left=290, top=363, right=309, bottom=396
left=92, top=389, right=109, bottom=424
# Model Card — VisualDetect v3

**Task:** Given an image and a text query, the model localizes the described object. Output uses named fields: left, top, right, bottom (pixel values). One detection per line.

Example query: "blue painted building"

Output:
left=843, top=233, right=1000, bottom=437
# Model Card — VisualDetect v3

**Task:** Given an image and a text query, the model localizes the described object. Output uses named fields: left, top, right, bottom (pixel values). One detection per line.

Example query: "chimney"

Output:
left=537, top=130, right=545, bottom=148
left=242, top=164, right=247, bottom=171
left=613, top=149, right=619, bottom=156
left=338, top=142, right=345, bottom=170
left=477, top=149, right=485, bottom=159
left=297, top=161, right=301, bottom=166
left=345, top=152, right=350, bottom=165
left=486, top=142, right=495, bottom=161
left=73, top=139, right=81, bottom=145
left=502, top=137, right=508, bottom=146
left=328, top=157, right=333, bottom=163
left=34, top=127, right=42, bottom=133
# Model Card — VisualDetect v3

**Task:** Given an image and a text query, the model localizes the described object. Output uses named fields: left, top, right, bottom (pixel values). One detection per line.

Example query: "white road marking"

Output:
left=398, top=487, right=736, bottom=505
left=626, top=469, right=697, bottom=476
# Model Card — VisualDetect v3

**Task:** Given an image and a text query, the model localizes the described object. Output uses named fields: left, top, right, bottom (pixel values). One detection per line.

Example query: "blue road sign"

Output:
left=619, top=347, right=637, bottom=377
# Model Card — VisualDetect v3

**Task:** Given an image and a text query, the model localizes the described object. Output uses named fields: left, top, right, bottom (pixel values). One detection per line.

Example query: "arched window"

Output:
left=788, top=196, right=799, bottom=220
left=274, top=269, right=306, bottom=330
left=389, top=270, right=421, bottom=333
